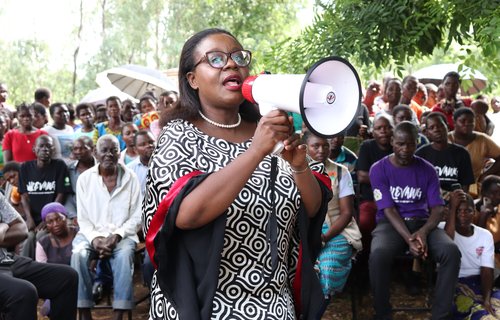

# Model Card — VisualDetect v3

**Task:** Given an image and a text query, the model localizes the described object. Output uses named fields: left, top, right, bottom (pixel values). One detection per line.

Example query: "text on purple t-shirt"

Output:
left=369, top=155, right=444, bottom=221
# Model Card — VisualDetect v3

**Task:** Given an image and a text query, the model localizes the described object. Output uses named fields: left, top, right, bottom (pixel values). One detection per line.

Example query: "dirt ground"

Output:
left=38, top=268, right=432, bottom=320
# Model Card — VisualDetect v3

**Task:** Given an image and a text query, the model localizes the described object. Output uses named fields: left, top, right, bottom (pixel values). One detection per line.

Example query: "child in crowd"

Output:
left=44, top=103, right=75, bottom=160
left=121, top=99, right=139, bottom=123
left=135, top=94, right=158, bottom=131
left=443, top=191, right=500, bottom=319
left=94, top=104, right=108, bottom=124
left=119, top=122, right=138, bottom=165
left=150, top=90, right=178, bottom=138
left=67, top=103, right=80, bottom=130
left=74, top=103, right=97, bottom=139
left=32, top=102, right=48, bottom=129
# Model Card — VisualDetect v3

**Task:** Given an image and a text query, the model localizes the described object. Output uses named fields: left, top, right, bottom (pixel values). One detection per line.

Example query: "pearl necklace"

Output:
left=198, top=110, right=241, bottom=129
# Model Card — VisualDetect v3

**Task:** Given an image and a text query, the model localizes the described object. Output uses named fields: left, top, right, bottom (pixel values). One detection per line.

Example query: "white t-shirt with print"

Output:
left=454, top=224, right=495, bottom=278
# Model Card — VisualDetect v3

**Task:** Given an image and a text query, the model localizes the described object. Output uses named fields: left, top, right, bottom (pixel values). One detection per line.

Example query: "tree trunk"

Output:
left=72, top=0, right=84, bottom=99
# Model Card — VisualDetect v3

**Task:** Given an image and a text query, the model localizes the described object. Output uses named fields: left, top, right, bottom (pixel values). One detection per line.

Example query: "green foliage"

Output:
left=0, top=40, right=73, bottom=104
left=1, top=0, right=499, bottom=104
left=78, top=0, right=304, bottom=100
left=162, top=0, right=305, bottom=71
left=262, top=0, right=500, bottom=94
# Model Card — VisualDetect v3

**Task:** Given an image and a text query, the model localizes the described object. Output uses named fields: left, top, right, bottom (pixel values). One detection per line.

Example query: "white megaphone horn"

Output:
left=242, top=56, right=362, bottom=154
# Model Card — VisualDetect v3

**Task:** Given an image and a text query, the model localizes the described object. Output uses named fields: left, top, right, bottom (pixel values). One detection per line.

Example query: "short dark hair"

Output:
left=425, top=112, right=447, bottom=127
left=74, top=135, right=94, bottom=148
left=443, top=71, right=461, bottom=84
left=95, top=104, right=106, bottom=111
left=394, top=121, right=418, bottom=141
left=402, top=75, right=418, bottom=85
left=35, top=134, right=52, bottom=145
left=453, top=107, right=474, bottom=121
left=301, top=130, right=327, bottom=145
left=140, top=94, right=156, bottom=104
left=392, top=104, right=412, bottom=117
left=384, top=78, right=402, bottom=94
left=460, top=193, right=475, bottom=209
left=31, top=102, right=47, bottom=116
left=49, top=102, right=66, bottom=117
left=67, top=103, right=76, bottom=121
left=134, top=129, right=152, bottom=145
left=34, top=88, right=51, bottom=101
left=16, top=102, right=32, bottom=114
left=121, top=122, right=136, bottom=135
left=2, top=161, right=20, bottom=174
left=105, top=96, right=121, bottom=107
left=482, top=175, right=500, bottom=195
left=373, top=113, right=394, bottom=128
left=75, top=103, right=95, bottom=117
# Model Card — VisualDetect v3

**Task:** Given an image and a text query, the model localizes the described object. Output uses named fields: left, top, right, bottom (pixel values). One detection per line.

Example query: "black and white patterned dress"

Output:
left=144, top=120, right=316, bottom=320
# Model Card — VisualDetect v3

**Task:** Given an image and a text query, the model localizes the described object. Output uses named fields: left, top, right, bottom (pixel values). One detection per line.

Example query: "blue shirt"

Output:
left=127, top=158, right=148, bottom=200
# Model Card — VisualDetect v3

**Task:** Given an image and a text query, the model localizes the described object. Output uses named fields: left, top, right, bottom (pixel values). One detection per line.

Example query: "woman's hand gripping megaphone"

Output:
left=242, top=57, right=362, bottom=149
left=242, top=73, right=298, bottom=155
left=251, top=109, right=294, bottom=156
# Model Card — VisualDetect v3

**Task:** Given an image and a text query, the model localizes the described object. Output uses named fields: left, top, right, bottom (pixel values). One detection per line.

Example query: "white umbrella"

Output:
left=79, top=85, right=137, bottom=106
left=412, top=63, right=487, bottom=95
left=96, top=64, right=177, bottom=99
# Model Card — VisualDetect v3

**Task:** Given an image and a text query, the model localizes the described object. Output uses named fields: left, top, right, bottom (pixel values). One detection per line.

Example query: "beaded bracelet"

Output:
left=290, top=165, right=309, bottom=174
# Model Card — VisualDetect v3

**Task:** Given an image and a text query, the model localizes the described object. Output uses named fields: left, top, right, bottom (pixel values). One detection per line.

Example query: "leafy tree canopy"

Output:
left=262, top=0, right=499, bottom=93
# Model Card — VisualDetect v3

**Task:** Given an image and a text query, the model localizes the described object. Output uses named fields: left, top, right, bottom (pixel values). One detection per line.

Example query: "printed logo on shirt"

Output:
left=390, top=186, right=422, bottom=203
left=373, top=188, right=382, bottom=201
left=476, top=246, right=484, bottom=258
left=26, top=181, right=56, bottom=194
left=434, top=165, right=458, bottom=180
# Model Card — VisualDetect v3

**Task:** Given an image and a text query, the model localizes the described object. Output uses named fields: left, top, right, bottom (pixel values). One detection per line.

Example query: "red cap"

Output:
left=241, top=75, right=259, bottom=104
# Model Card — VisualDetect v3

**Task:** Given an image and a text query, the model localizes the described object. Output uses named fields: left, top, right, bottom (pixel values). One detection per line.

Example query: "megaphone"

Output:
left=242, top=56, right=361, bottom=153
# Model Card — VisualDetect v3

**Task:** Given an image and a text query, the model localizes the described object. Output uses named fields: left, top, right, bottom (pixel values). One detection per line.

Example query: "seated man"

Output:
left=369, top=121, right=461, bottom=320
left=0, top=192, right=77, bottom=319
left=19, top=134, right=72, bottom=258
left=71, top=134, right=141, bottom=320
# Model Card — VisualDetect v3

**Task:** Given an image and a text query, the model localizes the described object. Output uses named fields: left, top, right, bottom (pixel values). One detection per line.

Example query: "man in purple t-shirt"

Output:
left=369, top=121, right=460, bottom=320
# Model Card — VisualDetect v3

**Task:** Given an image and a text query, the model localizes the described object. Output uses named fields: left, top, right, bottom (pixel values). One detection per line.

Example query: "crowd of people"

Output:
left=0, top=84, right=175, bottom=319
left=0, top=27, right=499, bottom=320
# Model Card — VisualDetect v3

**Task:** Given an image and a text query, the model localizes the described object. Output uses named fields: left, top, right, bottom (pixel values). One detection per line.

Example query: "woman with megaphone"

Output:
left=143, top=28, right=332, bottom=320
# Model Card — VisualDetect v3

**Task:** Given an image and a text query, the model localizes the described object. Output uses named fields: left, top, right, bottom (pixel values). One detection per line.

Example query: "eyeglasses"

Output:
left=193, top=50, right=252, bottom=69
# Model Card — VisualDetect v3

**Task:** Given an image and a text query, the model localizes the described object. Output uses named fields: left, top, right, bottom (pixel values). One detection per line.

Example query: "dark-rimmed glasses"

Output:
left=193, top=50, right=252, bottom=69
